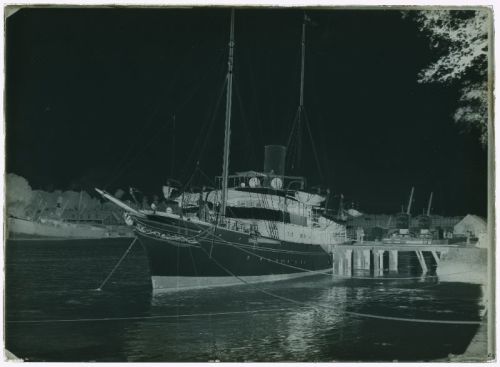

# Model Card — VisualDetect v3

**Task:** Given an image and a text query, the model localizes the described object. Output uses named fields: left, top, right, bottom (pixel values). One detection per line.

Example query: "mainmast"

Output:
left=297, top=13, right=307, bottom=171
left=220, top=9, right=235, bottom=218
left=287, top=13, right=308, bottom=172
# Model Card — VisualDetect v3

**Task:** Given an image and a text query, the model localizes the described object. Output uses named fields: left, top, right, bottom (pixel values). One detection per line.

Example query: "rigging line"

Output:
left=233, top=75, right=258, bottom=168
left=179, top=166, right=201, bottom=194
left=174, top=47, right=227, bottom=116
left=106, top=47, right=227, bottom=190
left=307, top=70, right=332, bottom=187
left=196, top=245, right=483, bottom=325
left=180, top=48, right=228, bottom=175
left=179, top=75, right=228, bottom=182
left=103, top=108, right=166, bottom=189
left=302, top=107, right=325, bottom=184
left=286, top=110, right=300, bottom=154
left=189, top=76, right=229, bottom=175
left=285, top=112, right=299, bottom=170
left=105, top=114, right=180, bottom=189
left=244, top=47, right=265, bottom=151
left=103, top=42, right=203, bottom=189
left=174, top=50, right=227, bottom=177
left=196, top=168, right=218, bottom=188
left=283, top=39, right=303, bottom=143
left=6, top=308, right=299, bottom=324
left=105, top=121, right=173, bottom=187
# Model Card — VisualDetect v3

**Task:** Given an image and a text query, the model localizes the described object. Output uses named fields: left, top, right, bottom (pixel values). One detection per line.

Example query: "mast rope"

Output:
left=104, top=47, right=226, bottom=190
left=285, top=110, right=300, bottom=170
left=242, top=47, right=267, bottom=154
left=103, top=43, right=205, bottom=190
left=302, top=107, right=325, bottom=185
left=233, top=75, right=258, bottom=169
left=179, top=75, right=228, bottom=183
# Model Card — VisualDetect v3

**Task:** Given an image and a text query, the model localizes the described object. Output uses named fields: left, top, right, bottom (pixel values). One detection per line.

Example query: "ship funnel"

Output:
left=263, top=145, right=286, bottom=176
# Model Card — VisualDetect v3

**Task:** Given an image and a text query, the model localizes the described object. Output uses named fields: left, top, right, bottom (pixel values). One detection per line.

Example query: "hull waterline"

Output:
left=134, top=216, right=333, bottom=292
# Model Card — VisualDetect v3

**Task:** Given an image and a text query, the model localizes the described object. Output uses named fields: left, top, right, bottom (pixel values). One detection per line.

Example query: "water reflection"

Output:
left=6, top=240, right=484, bottom=362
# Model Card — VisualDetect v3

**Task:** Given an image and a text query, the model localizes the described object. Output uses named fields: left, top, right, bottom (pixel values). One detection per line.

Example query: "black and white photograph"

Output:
left=3, top=3, right=495, bottom=362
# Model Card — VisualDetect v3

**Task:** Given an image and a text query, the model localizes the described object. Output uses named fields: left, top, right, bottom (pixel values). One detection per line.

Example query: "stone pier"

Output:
left=333, top=249, right=354, bottom=277
left=373, top=250, right=384, bottom=276
left=330, top=241, right=464, bottom=280
left=363, top=250, right=371, bottom=270
left=354, top=249, right=363, bottom=269
left=389, top=250, right=398, bottom=273
left=344, top=249, right=352, bottom=276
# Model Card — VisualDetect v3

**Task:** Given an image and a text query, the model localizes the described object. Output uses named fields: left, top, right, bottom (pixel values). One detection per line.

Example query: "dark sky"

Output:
left=6, top=7, right=488, bottom=216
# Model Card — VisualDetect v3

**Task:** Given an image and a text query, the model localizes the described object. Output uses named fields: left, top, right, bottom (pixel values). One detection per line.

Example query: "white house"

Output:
left=453, top=214, right=488, bottom=248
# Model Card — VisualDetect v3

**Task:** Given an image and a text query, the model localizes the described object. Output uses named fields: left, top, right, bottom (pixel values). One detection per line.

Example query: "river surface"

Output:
left=5, top=238, right=485, bottom=362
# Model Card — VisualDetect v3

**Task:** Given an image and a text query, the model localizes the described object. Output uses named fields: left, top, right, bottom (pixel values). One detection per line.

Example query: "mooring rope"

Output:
left=23, top=219, right=477, bottom=326
left=6, top=242, right=483, bottom=326
left=131, top=221, right=480, bottom=282
left=209, top=232, right=479, bottom=281
left=196, top=245, right=484, bottom=325
left=6, top=308, right=297, bottom=324
left=95, top=237, right=138, bottom=291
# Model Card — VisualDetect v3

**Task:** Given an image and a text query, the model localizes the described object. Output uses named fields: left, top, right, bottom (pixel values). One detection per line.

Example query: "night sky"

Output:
left=6, top=7, right=488, bottom=216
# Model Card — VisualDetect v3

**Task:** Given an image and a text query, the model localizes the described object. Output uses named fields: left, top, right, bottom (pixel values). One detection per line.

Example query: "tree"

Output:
left=6, top=173, right=34, bottom=218
left=406, top=9, right=490, bottom=146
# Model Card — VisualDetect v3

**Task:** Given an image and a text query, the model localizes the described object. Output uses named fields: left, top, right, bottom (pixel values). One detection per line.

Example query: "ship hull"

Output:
left=133, top=215, right=333, bottom=292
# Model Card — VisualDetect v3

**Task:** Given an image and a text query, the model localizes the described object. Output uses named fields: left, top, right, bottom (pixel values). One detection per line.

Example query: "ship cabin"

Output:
left=169, top=145, right=346, bottom=243
left=213, top=170, right=326, bottom=227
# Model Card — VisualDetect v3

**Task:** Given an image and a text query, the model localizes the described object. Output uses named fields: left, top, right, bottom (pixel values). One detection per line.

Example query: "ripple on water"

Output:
left=5, top=239, right=485, bottom=362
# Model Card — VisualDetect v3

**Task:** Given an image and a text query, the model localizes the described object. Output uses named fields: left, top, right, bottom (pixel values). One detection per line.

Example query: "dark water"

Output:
left=5, top=239, right=485, bottom=362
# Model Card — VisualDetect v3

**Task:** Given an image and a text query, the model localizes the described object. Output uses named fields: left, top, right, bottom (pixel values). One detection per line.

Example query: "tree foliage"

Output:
left=6, top=173, right=34, bottom=218
left=406, top=9, right=489, bottom=146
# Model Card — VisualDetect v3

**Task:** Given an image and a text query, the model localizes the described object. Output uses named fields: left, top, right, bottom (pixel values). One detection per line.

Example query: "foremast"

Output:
left=220, top=9, right=235, bottom=219
left=287, top=13, right=308, bottom=172
left=297, top=13, right=306, bottom=171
